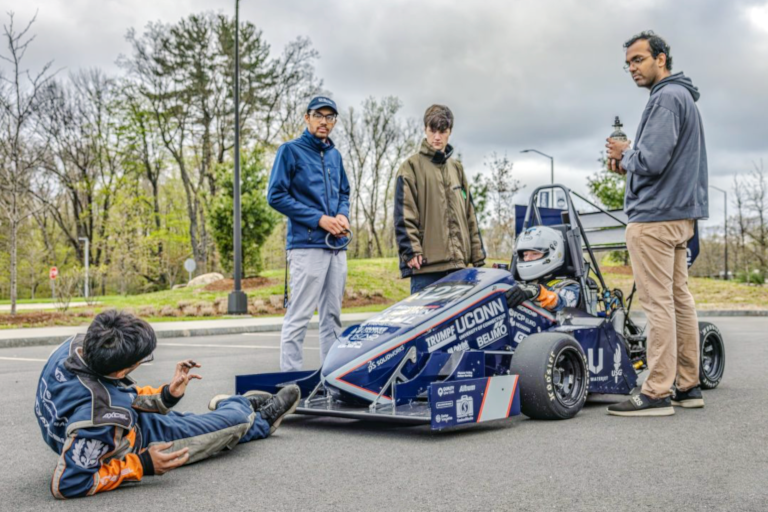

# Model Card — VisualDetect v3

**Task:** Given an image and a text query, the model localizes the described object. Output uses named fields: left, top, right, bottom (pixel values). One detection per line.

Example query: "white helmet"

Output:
left=515, top=226, right=566, bottom=281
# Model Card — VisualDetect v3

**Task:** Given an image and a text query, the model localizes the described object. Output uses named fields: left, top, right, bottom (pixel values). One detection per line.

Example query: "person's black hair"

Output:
left=624, top=30, right=672, bottom=71
left=82, top=310, right=157, bottom=375
left=424, top=104, right=454, bottom=132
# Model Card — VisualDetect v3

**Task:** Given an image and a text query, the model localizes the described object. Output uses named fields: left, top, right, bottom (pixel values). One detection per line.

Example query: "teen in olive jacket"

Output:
left=394, top=138, right=485, bottom=282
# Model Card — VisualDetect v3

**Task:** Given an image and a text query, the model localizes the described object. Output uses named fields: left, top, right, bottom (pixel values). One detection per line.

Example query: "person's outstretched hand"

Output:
left=168, top=359, right=202, bottom=398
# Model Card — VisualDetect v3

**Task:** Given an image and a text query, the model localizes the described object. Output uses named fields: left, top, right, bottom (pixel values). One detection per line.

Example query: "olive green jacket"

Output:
left=394, top=139, right=485, bottom=278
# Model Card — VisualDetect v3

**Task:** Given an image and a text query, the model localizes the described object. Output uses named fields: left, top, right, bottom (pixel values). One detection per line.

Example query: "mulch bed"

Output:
left=602, top=265, right=634, bottom=275
left=0, top=310, right=92, bottom=327
left=202, top=277, right=278, bottom=292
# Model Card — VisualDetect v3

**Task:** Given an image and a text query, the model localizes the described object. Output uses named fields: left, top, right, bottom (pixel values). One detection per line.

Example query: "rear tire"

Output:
left=510, top=333, right=588, bottom=420
left=699, top=322, right=725, bottom=390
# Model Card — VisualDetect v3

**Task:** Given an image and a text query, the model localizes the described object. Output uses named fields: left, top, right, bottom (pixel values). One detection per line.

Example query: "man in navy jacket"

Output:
left=268, top=96, right=351, bottom=371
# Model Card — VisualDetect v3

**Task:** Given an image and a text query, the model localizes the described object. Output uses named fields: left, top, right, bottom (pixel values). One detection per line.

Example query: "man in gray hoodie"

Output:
left=605, top=31, right=708, bottom=417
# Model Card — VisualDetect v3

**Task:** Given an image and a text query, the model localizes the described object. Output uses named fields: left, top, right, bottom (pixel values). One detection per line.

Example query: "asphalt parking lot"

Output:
left=1, top=318, right=766, bottom=511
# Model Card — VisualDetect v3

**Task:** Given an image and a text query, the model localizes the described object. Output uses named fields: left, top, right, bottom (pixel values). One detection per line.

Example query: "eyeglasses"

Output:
left=310, top=112, right=338, bottom=123
left=139, top=352, right=154, bottom=365
left=623, top=55, right=651, bottom=72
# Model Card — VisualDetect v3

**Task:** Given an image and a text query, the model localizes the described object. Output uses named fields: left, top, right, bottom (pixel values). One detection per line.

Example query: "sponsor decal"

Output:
left=514, top=331, right=528, bottom=343
left=436, top=400, right=454, bottom=409
left=71, top=439, right=108, bottom=469
left=459, top=384, right=476, bottom=392
left=588, top=348, right=604, bottom=374
left=376, top=305, right=436, bottom=326
left=510, top=309, right=537, bottom=328
left=456, top=370, right=474, bottom=379
left=447, top=341, right=470, bottom=353
left=476, top=318, right=508, bottom=349
left=367, top=345, right=405, bottom=373
left=435, top=414, right=453, bottom=424
left=347, top=325, right=392, bottom=342
left=611, top=346, right=623, bottom=383
left=437, top=385, right=455, bottom=397
left=425, top=325, right=457, bottom=353
left=405, top=283, right=475, bottom=304
left=455, top=299, right=505, bottom=334
left=103, top=411, right=129, bottom=421
left=54, top=367, right=67, bottom=383
left=337, top=341, right=363, bottom=349
left=456, top=395, right=474, bottom=422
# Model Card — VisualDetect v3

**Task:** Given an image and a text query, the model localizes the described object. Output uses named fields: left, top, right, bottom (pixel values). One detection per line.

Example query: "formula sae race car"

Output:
left=236, top=184, right=726, bottom=430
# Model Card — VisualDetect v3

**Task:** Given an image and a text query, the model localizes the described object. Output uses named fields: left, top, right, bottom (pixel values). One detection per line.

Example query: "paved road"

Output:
left=1, top=319, right=766, bottom=511
left=0, top=302, right=94, bottom=312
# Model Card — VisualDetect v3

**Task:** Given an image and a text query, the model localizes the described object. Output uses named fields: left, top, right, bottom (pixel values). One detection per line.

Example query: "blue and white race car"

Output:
left=236, top=185, right=726, bottom=429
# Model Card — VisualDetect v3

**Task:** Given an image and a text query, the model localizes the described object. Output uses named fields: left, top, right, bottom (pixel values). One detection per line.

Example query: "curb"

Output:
left=0, top=317, right=364, bottom=350
left=2, top=310, right=767, bottom=350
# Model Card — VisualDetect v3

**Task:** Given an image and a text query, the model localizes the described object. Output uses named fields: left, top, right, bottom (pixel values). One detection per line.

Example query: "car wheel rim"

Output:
left=701, top=331, right=724, bottom=382
left=552, top=346, right=586, bottom=408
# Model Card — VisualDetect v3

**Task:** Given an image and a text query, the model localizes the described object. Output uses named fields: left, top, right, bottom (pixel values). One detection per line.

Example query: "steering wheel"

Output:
left=325, top=229, right=353, bottom=250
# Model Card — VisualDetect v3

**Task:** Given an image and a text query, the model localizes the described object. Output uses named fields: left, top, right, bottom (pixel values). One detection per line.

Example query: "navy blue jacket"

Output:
left=267, top=129, right=351, bottom=249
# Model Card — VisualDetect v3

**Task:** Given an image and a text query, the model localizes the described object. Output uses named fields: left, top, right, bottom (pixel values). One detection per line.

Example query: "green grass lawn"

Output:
left=2, top=258, right=766, bottom=329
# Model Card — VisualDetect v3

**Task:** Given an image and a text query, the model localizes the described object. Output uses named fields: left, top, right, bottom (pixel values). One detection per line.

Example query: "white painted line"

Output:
left=159, top=343, right=319, bottom=351
left=0, top=356, right=47, bottom=362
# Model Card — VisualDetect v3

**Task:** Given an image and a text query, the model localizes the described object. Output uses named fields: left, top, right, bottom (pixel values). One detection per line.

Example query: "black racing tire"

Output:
left=699, top=322, right=725, bottom=390
left=510, top=333, right=588, bottom=420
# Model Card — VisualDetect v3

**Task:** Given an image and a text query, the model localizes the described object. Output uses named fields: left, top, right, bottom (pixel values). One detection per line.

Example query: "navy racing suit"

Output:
left=35, top=335, right=270, bottom=499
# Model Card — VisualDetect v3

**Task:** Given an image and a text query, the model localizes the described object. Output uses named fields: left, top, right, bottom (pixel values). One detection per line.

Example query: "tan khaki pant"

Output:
left=626, top=220, right=700, bottom=399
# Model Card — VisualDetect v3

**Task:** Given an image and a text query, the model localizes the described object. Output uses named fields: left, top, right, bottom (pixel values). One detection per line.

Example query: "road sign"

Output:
left=50, top=267, right=58, bottom=280
left=184, top=258, right=196, bottom=283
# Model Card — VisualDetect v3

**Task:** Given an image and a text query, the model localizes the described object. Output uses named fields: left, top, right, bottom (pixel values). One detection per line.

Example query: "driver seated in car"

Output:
left=504, top=226, right=581, bottom=312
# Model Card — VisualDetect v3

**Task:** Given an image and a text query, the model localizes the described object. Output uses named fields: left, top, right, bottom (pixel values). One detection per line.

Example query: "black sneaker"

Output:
left=258, top=384, right=301, bottom=434
left=672, top=386, right=704, bottom=408
left=607, top=393, right=675, bottom=417
left=207, top=390, right=272, bottom=412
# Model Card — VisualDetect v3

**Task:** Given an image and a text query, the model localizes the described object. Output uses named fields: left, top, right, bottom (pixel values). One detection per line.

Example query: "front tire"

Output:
left=510, top=333, right=588, bottom=420
left=699, top=322, right=725, bottom=390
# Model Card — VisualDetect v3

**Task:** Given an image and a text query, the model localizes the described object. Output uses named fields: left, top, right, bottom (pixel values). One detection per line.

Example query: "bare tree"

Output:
left=475, top=152, right=522, bottom=258
left=338, top=96, right=418, bottom=257
left=0, top=12, right=57, bottom=314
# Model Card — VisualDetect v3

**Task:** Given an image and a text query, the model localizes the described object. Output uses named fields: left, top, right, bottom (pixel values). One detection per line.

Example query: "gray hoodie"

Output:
left=621, top=72, right=709, bottom=222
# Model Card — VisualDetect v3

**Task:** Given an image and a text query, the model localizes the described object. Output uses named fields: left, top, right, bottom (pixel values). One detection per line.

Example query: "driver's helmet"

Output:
left=515, top=226, right=566, bottom=281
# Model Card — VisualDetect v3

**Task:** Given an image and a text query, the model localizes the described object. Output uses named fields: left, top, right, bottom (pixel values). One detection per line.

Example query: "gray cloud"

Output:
left=5, top=0, right=768, bottom=226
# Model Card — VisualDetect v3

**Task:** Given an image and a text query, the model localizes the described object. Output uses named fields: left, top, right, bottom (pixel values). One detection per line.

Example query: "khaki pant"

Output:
left=626, top=220, right=700, bottom=399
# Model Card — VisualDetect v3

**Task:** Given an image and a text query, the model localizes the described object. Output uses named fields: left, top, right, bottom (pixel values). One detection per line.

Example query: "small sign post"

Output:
left=184, top=258, right=197, bottom=284
left=50, top=267, right=58, bottom=280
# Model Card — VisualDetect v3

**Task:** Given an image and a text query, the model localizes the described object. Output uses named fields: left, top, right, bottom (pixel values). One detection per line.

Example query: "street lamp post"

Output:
left=228, top=0, right=248, bottom=314
left=710, top=185, right=728, bottom=280
left=78, top=237, right=89, bottom=299
left=521, top=149, right=555, bottom=207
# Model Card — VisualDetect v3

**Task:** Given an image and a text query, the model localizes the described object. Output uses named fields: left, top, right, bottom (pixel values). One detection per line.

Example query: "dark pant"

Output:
left=410, top=271, right=452, bottom=294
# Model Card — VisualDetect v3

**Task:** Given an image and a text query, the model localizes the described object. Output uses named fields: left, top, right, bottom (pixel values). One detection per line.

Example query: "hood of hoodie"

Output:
left=419, top=138, right=454, bottom=164
left=299, top=128, right=335, bottom=152
left=651, top=72, right=700, bottom=102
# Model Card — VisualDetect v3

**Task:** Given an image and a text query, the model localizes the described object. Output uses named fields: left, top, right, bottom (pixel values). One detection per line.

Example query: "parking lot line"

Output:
left=0, top=356, right=48, bottom=362
left=159, top=343, right=319, bottom=351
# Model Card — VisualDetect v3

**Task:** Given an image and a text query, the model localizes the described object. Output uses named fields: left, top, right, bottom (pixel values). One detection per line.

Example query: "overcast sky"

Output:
left=6, top=0, right=768, bottom=228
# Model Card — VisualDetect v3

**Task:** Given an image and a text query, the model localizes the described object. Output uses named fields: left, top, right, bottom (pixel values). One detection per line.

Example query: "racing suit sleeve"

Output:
left=51, top=426, right=148, bottom=499
left=394, top=162, right=422, bottom=262
left=537, top=283, right=581, bottom=312
left=132, top=384, right=181, bottom=414
left=460, top=162, right=486, bottom=266
left=620, top=104, right=680, bottom=177
left=267, top=144, right=325, bottom=229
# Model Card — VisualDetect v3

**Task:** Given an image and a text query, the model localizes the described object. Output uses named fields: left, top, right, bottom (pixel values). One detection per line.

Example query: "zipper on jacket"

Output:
left=320, top=150, right=331, bottom=216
